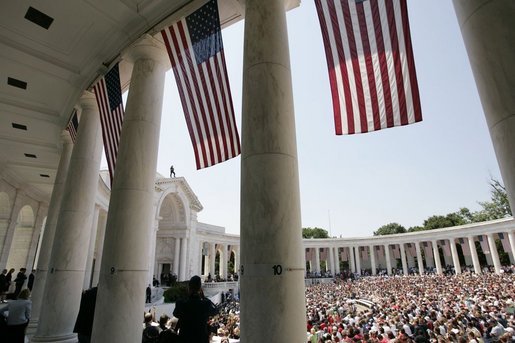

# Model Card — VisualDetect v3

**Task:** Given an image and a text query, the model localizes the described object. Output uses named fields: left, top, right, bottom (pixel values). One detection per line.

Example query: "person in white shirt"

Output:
left=0, top=288, right=31, bottom=343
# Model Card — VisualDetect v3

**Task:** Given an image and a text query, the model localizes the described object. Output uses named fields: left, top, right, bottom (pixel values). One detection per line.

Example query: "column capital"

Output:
left=78, top=91, right=97, bottom=111
left=60, top=130, right=73, bottom=145
left=123, top=34, right=170, bottom=68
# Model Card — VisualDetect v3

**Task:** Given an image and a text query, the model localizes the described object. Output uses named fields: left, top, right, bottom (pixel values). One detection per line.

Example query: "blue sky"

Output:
left=107, top=1, right=501, bottom=237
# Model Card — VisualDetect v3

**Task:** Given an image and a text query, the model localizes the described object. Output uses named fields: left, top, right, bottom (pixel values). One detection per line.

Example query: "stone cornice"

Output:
left=302, top=217, right=515, bottom=248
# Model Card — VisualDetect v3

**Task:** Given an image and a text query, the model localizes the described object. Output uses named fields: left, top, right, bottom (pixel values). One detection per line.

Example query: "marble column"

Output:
left=90, top=35, right=168, bottom=343
left=369, top=246, right=376, bottom=275
left=487, top=233, right=501, bottom=273
left=314, top=247, right=321, bottom=274
left=180, top=237, right=188, bottom=281
left=449, top=238, right=462, bottom=274
left=468, top=236, right=481, bottom=274
left=0, top=191, right=24, bottom=269
left=399, top=243, right=408, bottom=276
left=28, top=132, right=73, bottom=332
left=328, top=246, right=335, bottom=275
left=83, top=206, right=100, bottom=289
left=209, top=243, right=215, bottom=278
left=354, top=247, right=361, bottom=275
left=234, top=247, right=240, bottom=277
left=91, top=210, right=107, bottom=286
left=32, top=91, right=103, bottom=342
left=334, top=247, right=340, bottom=274
left=431, top=240, right=443, bottom=275
left=453, top=1, right=515, bottom=216
left=26, top=204, right=47, bottom=272
left=203, top=244, right=209, bottom=276
left=384, top=245, right=392, bottom=275
left=508, top=231, right=515, bottom=262
left=148, top=223, right=159, bottom=283
left=174, top=238, right=181, bottom=277
left=415, top=242, right=424, bottom=275
left=239, top=0, right=306, bottom=340
left=349, top=246, right=356, bottom=273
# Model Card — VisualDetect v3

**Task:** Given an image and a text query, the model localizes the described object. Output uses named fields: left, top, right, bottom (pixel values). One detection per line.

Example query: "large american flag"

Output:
left=92, top=63, right=124, bottom=182
left=161, top=0, right=240, bottom=169
left=66, top=109, right=79, bottom=143
left=315, top=0, right=422, bottom=135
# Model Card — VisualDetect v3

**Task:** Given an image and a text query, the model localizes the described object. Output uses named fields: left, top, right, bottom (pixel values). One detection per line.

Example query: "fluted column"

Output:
left=453, top=1, right=515, bottom=216
left=369, top=245, right=376, bottom=275
left=90, top=35, right=169, bottom=343
left=468, top=236, right=481, bottom=274
left=384, top=245, right=392, bottom=275
left=179, top=237, right=188, bottom=280
left=487, top=233, right=501, bottom=273
left=415, top=242, right=424, bottom=275
left=349, top=246, right=356, bottom=273
left=234, top=247, right=240, bottom=277
left=209, top=243, right=216, bottom=277
left=399, top=243, right=408, bottom=276
left=449, top=238, right=462, bottom=274
left=148, top=223, right=159, bottom=283
left=431, top=240, right=443, bottom=275
left=33, top=91, right=103, bottom=343
left=174, top=238, right=181, bottom=277
left=28, top=132, right=73, bottom=333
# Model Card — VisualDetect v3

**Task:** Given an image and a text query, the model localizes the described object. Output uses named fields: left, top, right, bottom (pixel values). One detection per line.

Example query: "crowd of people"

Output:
left=141, top=266, right=514, bottom=342
left=305, top=267, right=515, bottom=342
left=0, top=268, right=34, bottom=342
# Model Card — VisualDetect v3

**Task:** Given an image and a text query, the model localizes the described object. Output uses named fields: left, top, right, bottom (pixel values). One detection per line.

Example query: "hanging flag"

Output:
left=161, top=0, right=240, bottom=169
left=315, top=0, right=422, bottom=134
left=498, top=233, right=511, bottom=253
left=66, top=109, right=79, bottom=143
left=441, top=240, right=451, bottom=257
left=92, top=63, right=124, bottom=182
left=459, top=238, right=471, bottom=256
left=391, top=245, right=400, bottom=259
left=406, top=243, right=416, bottom=257
left=478, top=235, right=490, bottom=254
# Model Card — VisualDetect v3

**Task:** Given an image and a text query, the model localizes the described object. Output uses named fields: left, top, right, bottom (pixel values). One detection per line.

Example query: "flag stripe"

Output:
left=316, top=0, right=422, bottom=134
left=92, top=64, right=124, bottom=182
left=400, top=0, right=422, bottom=122
left=356, top=2, right=381, bottom=131
left=161, top=0, right=240, bottom=169
left=66, top=110, right=78, bottom=143
left=162, top=27, right=203, bottom=169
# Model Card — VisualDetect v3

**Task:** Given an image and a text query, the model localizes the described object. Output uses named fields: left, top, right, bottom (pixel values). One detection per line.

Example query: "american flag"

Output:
left=315, top=0, right=422, bottom=135
left=161, top=0, right=240, bottom=169
left=66, top=109, right=79, bottom=143
left=92, top=63, right=124, bottom=182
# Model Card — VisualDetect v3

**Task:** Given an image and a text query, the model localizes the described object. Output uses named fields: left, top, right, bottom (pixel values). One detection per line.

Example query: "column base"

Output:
left=26, top=320, right=39, bottom=336
left=31, top=333, right=78, bottom=343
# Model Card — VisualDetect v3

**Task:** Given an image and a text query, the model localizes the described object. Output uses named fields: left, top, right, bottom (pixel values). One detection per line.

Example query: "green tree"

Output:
left=407, top=226, right=425, bottom=233
left=373, top=223, right=406, bottom=236
left=302, top=227, right=329, bottom=239
left=423, top=213, right=465, bottom=230
left=475, top=178, right=512, bottom=221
